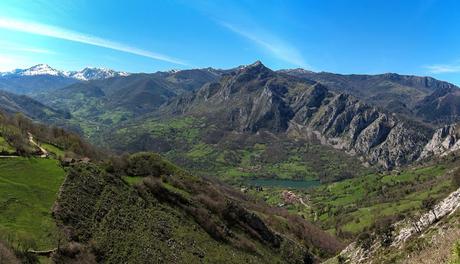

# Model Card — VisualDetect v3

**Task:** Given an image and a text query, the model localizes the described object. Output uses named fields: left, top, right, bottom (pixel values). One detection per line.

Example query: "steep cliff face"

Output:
left=163, top=61, right=431, bottom=169
left=420, top=124, right=460, bottom=159
left=287, top=87, right=427, bottom=169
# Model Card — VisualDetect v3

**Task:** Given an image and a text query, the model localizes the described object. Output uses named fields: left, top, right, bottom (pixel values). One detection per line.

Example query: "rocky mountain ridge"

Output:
left=161, top=61, right=433, bottom=169
left=420, top=123, right=460, bottom=159
left=280, top=69, right=460, bottom=125
left=11, top=61, right=460, bottom=170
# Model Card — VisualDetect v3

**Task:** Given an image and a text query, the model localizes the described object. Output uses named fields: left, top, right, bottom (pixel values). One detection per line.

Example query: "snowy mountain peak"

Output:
left=21, top=64, right=63, bottom=76
left=68, top=67, right=130, bottom=81
left=0, top=64, right=130, bottom=81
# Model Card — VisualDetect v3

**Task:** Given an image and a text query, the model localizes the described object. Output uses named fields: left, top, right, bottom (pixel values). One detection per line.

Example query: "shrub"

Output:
left=187, top=207, right=227, bottom=241
left=234, top=236, right=257, bottom=254
left=452, top=168, right=460, bottom=188
left=127, top=152, right=178, bottom=177
left=356, top=232, right=373, bottom=251
left=374, top=219, right=394, bottom=247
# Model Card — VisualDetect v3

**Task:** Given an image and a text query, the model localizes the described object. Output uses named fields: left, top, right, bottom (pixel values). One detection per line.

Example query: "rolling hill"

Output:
left=0, top=111, right=343, bottom=263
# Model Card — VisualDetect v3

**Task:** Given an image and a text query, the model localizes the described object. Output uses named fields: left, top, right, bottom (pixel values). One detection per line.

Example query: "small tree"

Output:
left=374, top=218, right=394, bottom=247
left=452, top=168, right=460, bottom=188
left=357, top=232, right=373, bottom=251
left=421, top=196, right=437, bottom=221
left=337, top=255, right=348, bottom=264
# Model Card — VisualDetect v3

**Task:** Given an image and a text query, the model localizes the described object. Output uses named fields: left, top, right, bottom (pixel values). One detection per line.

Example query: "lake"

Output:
left=246, top=178, right=321, bottom=189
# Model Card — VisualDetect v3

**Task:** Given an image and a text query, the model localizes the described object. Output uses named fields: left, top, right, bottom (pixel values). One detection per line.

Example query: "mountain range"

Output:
left=1, top=61, right=459, bottom=172
left=280, top=69, right=460, bottom=125
left=0, top=64, right=129, bottom=94
left=24, top=61, right=457, bottom=173
left=1, top=61, right=460, bottom=263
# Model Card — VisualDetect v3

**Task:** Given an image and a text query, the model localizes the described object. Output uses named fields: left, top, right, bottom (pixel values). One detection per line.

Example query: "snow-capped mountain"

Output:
left=0, top=64, right=131, bottom=94
left=21, top=64, right=65, bottom=77
left=67, top=67, right=130, bottom=81
left=0, top=64, right=130, bottom=81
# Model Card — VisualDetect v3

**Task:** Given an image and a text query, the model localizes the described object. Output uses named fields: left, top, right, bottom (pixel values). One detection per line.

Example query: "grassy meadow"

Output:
left=0, top=157, right=65, bottom=249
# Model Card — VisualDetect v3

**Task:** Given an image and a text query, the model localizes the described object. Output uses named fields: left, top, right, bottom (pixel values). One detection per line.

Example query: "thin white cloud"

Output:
left=0, top=41, right=55, bottom=54
left=425, top=63, right=460, bottom=74
left=0, top=17, right=186, bottom=65
left=219, top=21, right=308, bottom=68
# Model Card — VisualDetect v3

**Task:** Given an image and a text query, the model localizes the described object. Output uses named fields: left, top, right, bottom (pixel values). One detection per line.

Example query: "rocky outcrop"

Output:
left=394, top=187, right=460, bottom=245
left=163, top=61, right=432, bottom=169
left=288, top=89, right=428, bottom=169
left=337, top=186, right=460, bottom=263
left=420, top=124, right=460, bottom=159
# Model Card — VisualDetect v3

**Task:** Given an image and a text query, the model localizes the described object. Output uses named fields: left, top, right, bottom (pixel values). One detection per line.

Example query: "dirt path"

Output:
left=299, top=198, right=308, bottom=207
left=27, top=132, right=48, bottom=158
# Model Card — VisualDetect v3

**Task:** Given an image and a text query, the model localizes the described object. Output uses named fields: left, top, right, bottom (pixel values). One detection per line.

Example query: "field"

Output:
left=41, top=143, right=65, bottom=158
left=247, top=163, right=455, bottom=239
left=101, top=116, right=371, bottom=184
left=0, top=157, right=65, bottom=249
left=0, top=136, right=16, bottom=154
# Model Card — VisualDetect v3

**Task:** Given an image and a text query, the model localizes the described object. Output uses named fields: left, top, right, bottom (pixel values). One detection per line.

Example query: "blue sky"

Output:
left=0, top=0, right=459, bottom=85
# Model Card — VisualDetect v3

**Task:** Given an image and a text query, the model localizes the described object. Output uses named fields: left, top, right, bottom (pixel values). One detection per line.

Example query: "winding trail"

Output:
left=27, top=132, right=48, bottom=158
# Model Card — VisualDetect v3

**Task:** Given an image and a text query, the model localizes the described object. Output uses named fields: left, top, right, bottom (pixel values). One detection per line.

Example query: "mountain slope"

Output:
left=52, top=154, right=343, bottom=263
left=36, top=69, right=221, bottom=126
left=414, top=86, right=460, bottom=124
left=159, top=61, right=431, bottom=169
left=0, top=90, right=69, bottom=123
left=280, top=70, right=459, bottom=125
left=0, top=111, right=342, bottom=263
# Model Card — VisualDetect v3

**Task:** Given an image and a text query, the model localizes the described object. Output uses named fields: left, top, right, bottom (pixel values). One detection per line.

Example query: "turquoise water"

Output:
left=247, top=178, right=320, bottom=189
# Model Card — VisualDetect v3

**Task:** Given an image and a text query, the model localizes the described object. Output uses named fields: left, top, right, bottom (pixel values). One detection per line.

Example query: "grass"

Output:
left=307, top=164, right=453, bottom=236
left=186, top=143, right=215, bottom=159
left=0, top=136, right=15, bottom=154
left=0, top=157, right=65, bottom=249
left=91, top=115, right=370, bottom=185
left=247, top=163, right=455, bottom=240
left=54, top=163, right=319, bottom=264
left=41, top=143, right=65, bottom=158
left=122, top=176, right=143, bottom=185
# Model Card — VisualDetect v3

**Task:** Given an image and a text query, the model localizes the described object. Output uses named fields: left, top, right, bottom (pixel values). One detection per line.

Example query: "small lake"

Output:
left=246, top=179, right=321, bottom=189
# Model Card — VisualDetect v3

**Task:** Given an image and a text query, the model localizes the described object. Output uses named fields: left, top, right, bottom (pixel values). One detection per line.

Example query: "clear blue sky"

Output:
left=0, top=0, right=459, bottom=85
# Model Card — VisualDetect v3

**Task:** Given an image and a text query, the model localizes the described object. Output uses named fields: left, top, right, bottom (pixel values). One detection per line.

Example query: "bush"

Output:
left=452, top=168, right=460, bottom=188
left=127, top=152, right=178, bottom=177
left=374, top=220, right=394, bottom=247
left=187, top=207, right=227, bottom=241
left=356, top=232, right=373, bottom=251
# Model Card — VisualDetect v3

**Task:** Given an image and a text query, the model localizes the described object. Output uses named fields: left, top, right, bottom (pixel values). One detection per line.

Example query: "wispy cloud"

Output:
left=0, top=41, right=55, bottom=54
left=219, top=21, right=308, bottom=68
left=0, top=17, right=186, bottom=65
left=425, top=61, right=460, bottom=74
